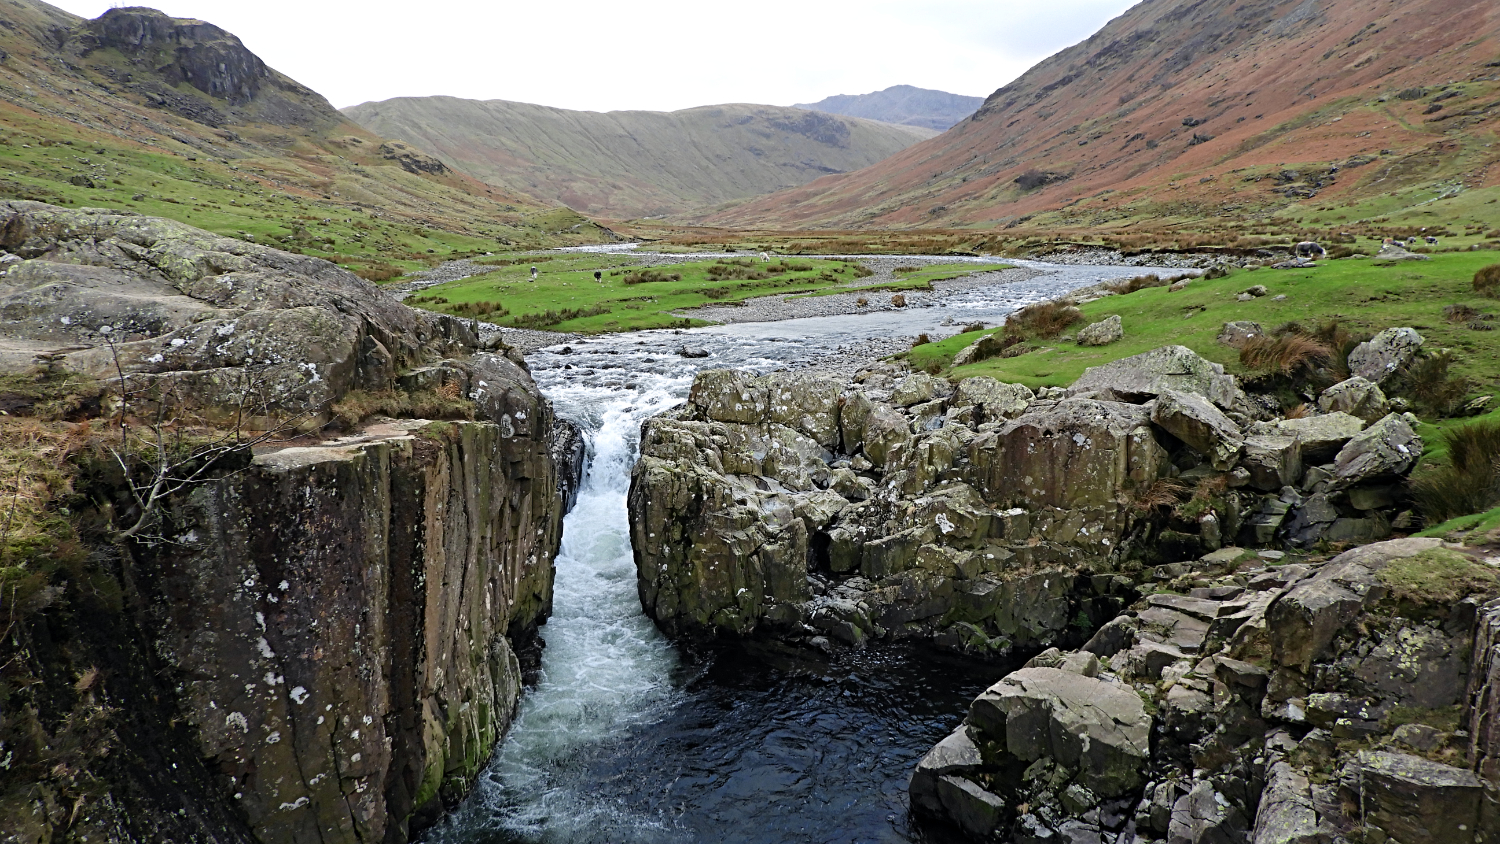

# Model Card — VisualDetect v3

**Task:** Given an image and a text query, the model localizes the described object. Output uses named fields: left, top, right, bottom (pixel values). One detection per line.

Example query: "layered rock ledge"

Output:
left=627, top=346, right=1421, bottom=658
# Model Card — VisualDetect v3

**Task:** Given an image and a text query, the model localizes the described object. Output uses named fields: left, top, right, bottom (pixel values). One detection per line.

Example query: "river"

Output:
left=421, top=259, right=1182, bottom=844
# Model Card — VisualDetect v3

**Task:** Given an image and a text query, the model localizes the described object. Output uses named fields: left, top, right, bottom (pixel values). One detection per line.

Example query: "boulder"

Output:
left=1318, top=377, right=1390, bottom=423
left=936, top=776, right=1006, bottom=839
left=1331, top=413, right=1421, bottom=488
left=1252, top=761, right=1324, bottom=844
left=967, top=398, right=1169, bottom=510
left=1347, top=327, right=1423, bottom=386
left=1373, top=243, right=1431, bottom=263
left=952, top=333, right=1008, bottom=367
left=910, top=725, right=986, bottom=816
left=1342, top=751, right=1486, bottom=844
left=1217, top=320, right=1265, bottom=349
left=764, top=372, right=843, bottom=449
left=0, top=201, right=480, bottom=421
left=1272, top=412, right=1365, bottom=462
left=1152, top=389, right=1244, bottom=470
left=893, top=372, right=951, bottom=407
left=968, top=667, right=1151, bottom=798
left=1267, top=538, right=1441, bottom=671
left=1076, top=314, right=1123, bottom=346
left=1071, top=345, right=1243, bottom=410
left=1240, top=434, right=1303, bottom=491
left=690, top=369, right=768, bottom=424
left=1168, top=780, right=1250, bottom=844
left=952, top=376, right=1033, bottom=422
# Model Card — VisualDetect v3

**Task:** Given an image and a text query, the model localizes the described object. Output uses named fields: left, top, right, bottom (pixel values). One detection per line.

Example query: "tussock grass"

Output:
left=1392, top=350, right=1474, bottom=418
left=623, top=269, right=683, bottom=284
left=1239, top=334, right=1333, bottom=377
left=1475, top=264, right=1500, bottom=298
left=1411, top=418, right=1500, bottom=524
left=1004, top=300, right=1084, bottom=340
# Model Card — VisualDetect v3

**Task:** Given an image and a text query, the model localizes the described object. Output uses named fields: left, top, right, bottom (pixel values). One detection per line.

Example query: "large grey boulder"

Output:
left=1342, top=751, right=1487, bottom=844
left=1071, top=344, right=1243, bottom=409
left=1347, top=328, right=1423, bottom=385
left=1168, top=780, right=1250, bottom=844
left=1217, top=320, right=1265, bottom=349
left=1152, top=389, right=1244, bottom=470
left=910, top=725, right=986, bottom=816
left=967, top=398, right=1169, bottom=510
left=1241, top=434, right=1303, bottom=491
left=1331, top=413, right=1421, bottom=488
left=968, top=667, right=1151, bottom=798
left=1076, top=314, right=1123, bottom=346
left=1252, top=762, right=1325, bottom=844
left=893, top=372, right=951, bottom=407
left=1318, top=377, right=1390, bottom=423
left=953, top=376, right=1034, bottom=422
left=1271, top=412, right=1366, bottom=462
left=1267, top=538, right=1441, bottom=671
left=690, top=369, right=769, bottom=424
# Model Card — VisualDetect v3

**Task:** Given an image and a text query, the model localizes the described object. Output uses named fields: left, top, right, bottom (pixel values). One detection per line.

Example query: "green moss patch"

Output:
left=1376, top=547, right=1500, bottom=608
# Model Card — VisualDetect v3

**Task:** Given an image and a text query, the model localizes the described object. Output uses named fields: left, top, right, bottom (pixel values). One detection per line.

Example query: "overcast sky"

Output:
left=51, top=0, right=1138, bottom=113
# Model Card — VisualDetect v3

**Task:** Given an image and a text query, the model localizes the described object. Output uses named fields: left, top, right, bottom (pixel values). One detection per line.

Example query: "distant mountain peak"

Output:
left=794, top=85, right=984, bottom=132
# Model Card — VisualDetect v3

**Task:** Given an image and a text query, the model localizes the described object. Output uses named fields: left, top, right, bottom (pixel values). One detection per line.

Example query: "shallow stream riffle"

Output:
left=421, top=260, right=1183, bottom=844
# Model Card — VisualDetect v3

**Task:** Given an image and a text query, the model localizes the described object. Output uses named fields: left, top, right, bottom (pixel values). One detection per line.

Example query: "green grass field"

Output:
left=910, top=252, right=1500, bottom=393
left=405, top=256, right=930, bottom=332
left=0, top=109, right=600, bottom=278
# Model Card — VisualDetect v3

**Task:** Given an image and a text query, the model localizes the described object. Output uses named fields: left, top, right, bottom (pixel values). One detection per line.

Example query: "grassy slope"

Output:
left=697, top=0, right=1500, bottom=233
left=342, top=97, right=935, bottom=220
left=791, top=263, right=1013, bottom=298
left=0, top=1, right=609, bottom=274
left=912, top=252, right=1500, bottom=391
left=406, top=257, right=1007, bottom=333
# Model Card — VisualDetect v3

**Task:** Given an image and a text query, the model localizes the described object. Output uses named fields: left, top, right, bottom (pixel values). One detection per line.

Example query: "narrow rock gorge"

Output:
left=0, top=202, right=575, bottom=842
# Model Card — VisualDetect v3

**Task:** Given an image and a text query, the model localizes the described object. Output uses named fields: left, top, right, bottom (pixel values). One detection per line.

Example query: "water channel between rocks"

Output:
left=421, top=259, right=1185, bottom=844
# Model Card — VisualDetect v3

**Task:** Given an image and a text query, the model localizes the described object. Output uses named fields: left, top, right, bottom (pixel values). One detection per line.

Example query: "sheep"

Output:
left=530, top=266, right=538, bottom=281
left=1294, top=241, right=1327, bottom=259
left=1425, top=236, right=1439, bottom=245
left=760, top=252, right=770, bottom=262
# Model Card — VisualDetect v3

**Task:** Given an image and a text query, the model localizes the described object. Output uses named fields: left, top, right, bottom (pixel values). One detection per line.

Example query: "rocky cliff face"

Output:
left=627, top=346, right=1423, bottom=658
left=912, top=536, right=1500, bottom=843
left=136, top=418, right=561, bottom=843
left=0, top=203, right=573, bottom=843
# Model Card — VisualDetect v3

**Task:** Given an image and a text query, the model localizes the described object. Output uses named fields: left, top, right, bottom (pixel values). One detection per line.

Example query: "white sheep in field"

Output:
left=760, top=252, right=770, bottom=262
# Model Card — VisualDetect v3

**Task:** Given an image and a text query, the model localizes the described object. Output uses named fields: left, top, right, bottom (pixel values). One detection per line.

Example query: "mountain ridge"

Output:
left=343, top=96, right=935, bottom=220
left=705, top=0, right=1500, bottom=232
left=794, top=84, right=984, bottom=131
left=0, top=0, right=607, bottom=266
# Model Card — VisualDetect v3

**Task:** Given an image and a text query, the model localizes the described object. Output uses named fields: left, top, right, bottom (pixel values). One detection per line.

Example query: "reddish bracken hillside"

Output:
left=703, top=0, right=1500, bottom=230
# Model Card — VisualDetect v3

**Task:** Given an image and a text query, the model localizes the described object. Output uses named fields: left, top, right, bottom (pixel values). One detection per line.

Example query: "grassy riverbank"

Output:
left=404, top=256, right=1009, bottom=332
left=910, top=251, right=1500, bottom=391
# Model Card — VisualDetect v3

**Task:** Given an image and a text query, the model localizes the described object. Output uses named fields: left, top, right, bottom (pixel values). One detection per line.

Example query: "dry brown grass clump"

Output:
left=1003, top=300, right=1084, bottom=341
left=1474, top=264, right=1500, bottom=298
left=623, top=269, right=683, bottom=284
left=1239, top=334, right=1333, bottom=377
left=330, top=389, right=476, bottom=429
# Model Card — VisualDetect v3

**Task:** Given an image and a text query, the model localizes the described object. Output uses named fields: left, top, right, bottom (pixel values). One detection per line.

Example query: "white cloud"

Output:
left=49, top=0, right=1137, bottom=112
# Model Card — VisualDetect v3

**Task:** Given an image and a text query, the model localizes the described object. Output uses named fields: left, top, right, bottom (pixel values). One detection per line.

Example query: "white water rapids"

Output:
left=421, top=259, right=1189, bottom=843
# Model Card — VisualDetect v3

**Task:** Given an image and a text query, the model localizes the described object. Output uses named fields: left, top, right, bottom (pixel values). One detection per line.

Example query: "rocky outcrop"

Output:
left=0, top=205, right=573, bottom=843
left=1348, top=327, right=1424, bottom=386
left=0, top=201, right=504, bottom=423
left=142, top=418, right=563, bottom=843
left=629, top=366, right=1159, bottom=655
left=911, top=537, right=1500, bottom=844
left=628, top=346, right=1424, bottom=656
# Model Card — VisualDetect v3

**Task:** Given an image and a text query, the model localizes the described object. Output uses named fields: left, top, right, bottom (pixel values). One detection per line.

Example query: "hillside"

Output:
left=706, top=0, right=1500, bottom=234
left=0, top=1, right=611, bottom=276
left=342, top=97, right=936, bottom=220
left=794, top=85, right=984, bottom=131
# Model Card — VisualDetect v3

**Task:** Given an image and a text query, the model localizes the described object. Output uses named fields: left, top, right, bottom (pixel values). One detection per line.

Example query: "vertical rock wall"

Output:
left=140, top=418, right=562, bottom=844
